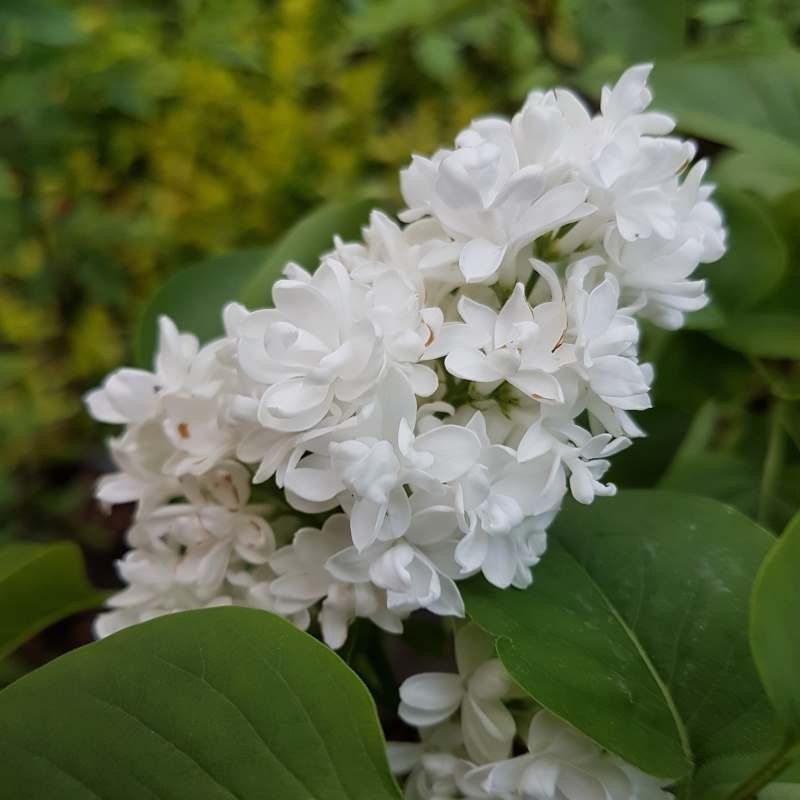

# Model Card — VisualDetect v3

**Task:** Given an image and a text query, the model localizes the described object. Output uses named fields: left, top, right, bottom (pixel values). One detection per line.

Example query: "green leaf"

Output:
left=750, top=511, right=800, bottom=736
left=660, top=452, right=761, bottom=520
left=711, top=151, right=800, bottom=202
left=0, top=541, right=103, bottom=659
left=136, top=247, right=272, bottom=367
left=649, top=52, right=800, bottom=172
left=239, top=198, right=380, bottom=308
left=651, top=331, right=751, bottom=414
left=463, top=491, right=777, bottom=784
left=0, top=607, right=401, bottom=800
left=692, top=188, right=787, bottom=318
left=712, top=314, right=800, bottom=360
left=563, top=0, right=686, bottom=62
left=605, top=407, right=692, bottom=488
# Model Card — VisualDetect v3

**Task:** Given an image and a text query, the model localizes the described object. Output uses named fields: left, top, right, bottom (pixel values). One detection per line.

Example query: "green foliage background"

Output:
left=2, top=0, right=800, bottom=661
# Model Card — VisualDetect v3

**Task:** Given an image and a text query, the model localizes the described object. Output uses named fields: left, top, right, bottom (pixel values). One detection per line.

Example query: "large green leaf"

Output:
left=750, top=511, right=800, bottom=737
left=462, top=491, right=777, bottom=787
left=136, top=247, right=272, bottom=366
left=0, top=607, right=401, bottom=800
left=0, top=541, right=103, bottom=659
left=239, top=198, right=380, bottom=308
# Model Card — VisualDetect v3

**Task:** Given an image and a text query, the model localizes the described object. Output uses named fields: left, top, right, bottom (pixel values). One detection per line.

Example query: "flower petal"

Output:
left=459, top=239, right=508, bottom=283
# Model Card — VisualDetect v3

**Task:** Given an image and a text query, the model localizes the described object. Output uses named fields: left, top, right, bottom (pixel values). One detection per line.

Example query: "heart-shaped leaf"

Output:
left=0, top=607, right=401, bottom=800
left=0, top=541, right=103, bottom=659
left=462, top=491, right=777, bottom=788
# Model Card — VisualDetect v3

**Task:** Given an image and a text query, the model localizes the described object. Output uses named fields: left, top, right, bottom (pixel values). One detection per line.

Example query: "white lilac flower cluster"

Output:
left=389, top=625, right=673, bottom=800
left=87, top=64, right=724, bottom=647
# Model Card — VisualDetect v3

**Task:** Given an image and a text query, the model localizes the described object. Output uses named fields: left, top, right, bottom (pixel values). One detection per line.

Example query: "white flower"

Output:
left=603, top=161, right=726, bottom=329
left=400, top=118, right=593, bottom=285
left=364, top=539, right=463, bottom=616
left=387, top=722, right=474, bottom=800
left=85, top=316, right=199, bottom=425
left=333, top=212, right=447, bottom=394
left=85, top=368, right=162, bottom=426
left=232, top=248, right=446, bottom=483
left=268, top=514, right=404, bottom=649
left=235, top=258, right=383, bottom=434
left=285, top=368, right=481, bottom=550
left=452, top=412, right=554, bottom=588
left=463, top=710, right=673, bottom=800
left=399, top=625, right=517, bottom=764
left=366, top=268, right=442, bottom=395
left=335, top=209, right=462, bottom=301
left=550, top=65, right=695, bottom=251
left=434, top=263, right=570, bottom=403
left=326, top=498, right=465, bottom=617
left=95, top=421, right=182, bottom=513
left=86, top=315, right=245, bottom=481
left=517, top=416, right=629, bottom=505
left=130, top=502, right=272, bottom=595
left=563, top=258, right=652, bottom=415
left=179, top=460, right=254, bottom=511
left=94, top=470, right=275, bottom=638
left=586, top=132, right=696, bottom=245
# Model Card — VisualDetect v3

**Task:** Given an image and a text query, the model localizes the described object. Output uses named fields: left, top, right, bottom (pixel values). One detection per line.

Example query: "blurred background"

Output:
left=2, top=0, right=800, bottom=673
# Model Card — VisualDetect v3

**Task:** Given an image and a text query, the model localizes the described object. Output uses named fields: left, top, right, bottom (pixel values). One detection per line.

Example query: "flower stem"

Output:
left=725, top=738, right=800, bottom=800
left=758, top=401, right=786, bottom=527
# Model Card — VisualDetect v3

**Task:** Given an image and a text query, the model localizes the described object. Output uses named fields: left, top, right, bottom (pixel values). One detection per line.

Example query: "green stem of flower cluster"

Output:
left=725, top=737, right=800, bottom=800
